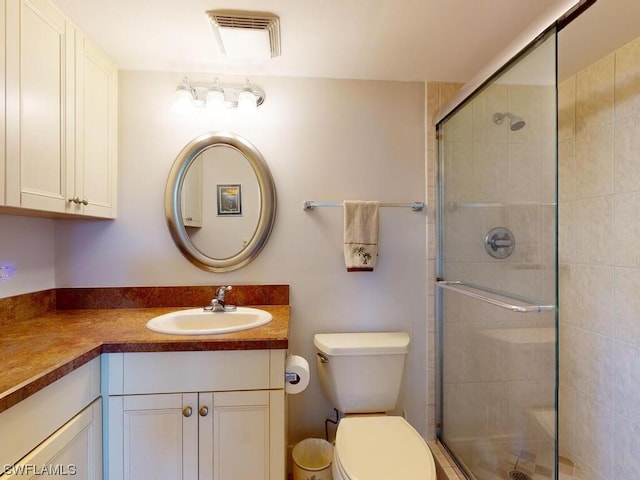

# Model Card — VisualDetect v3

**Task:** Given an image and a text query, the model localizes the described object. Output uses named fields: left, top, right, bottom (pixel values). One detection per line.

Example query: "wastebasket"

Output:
left=292, top=438, right=334, bottom=480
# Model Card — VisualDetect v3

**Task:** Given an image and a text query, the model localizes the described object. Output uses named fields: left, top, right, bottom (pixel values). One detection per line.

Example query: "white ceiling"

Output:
left=51, top=0, right=640, bottom=84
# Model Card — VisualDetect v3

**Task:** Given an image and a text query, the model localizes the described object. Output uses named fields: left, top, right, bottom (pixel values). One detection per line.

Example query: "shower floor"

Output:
left=447, top=441, right=583, bottom=480
left=461, top=445, right=553, bottom=480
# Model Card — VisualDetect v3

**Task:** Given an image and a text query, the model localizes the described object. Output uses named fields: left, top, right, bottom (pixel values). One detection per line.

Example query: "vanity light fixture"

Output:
left=172, top=76, right=265, bottom=112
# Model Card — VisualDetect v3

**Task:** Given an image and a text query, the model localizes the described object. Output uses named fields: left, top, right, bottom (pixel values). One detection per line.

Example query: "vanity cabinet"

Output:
left=4, top=0, right=117, bottom=218
left=0, top=358, right=101, bottom=478
left=113, top=390, right=277, bottom=479
left=104, top=350, right=286, bottom=480
left=3, top=399, right=102, bottom=479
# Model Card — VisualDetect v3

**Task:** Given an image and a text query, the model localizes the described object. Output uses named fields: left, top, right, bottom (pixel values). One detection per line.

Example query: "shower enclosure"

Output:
left=436, top=29, right=559, bottom=480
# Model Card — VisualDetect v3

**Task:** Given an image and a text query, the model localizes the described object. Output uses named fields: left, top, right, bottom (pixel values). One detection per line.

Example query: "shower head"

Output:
left=492, top=112, right=526, bottom=131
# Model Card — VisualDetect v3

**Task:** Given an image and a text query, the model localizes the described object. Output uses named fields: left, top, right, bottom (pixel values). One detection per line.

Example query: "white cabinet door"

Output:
left=2, top=399, right=102, bottom=479
left=117, top=393, right=198, bottom=480
left=199, top=391, right=271, bottom=480
left=4, top=0, right=117, bottom=218
left=72, top=31, right=118, bottom=218
left=5, top=0, right=74, bottom=213
left=105, top=351, right=287, bottom=480
left=111, top=390, right=283, bottom=480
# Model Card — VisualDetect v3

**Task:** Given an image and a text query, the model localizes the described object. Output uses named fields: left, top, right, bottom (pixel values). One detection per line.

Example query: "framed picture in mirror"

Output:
left=217, top=184, right=242, bottom=216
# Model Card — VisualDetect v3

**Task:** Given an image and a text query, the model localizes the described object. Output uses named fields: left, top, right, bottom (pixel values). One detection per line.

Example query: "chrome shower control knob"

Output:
left=484, top=227, right=515, bottom=259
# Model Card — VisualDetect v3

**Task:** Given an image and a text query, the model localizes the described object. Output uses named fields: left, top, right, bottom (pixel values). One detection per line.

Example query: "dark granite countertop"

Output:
left=0, top=287, right=290, bottom=414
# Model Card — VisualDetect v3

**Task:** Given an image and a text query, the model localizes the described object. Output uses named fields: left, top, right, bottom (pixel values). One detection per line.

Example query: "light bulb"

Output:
left=237, top=84, right=257, bottom=113
left=206, top=88, right=225, bottom=111
left=172, top=78, right=195, bottom=114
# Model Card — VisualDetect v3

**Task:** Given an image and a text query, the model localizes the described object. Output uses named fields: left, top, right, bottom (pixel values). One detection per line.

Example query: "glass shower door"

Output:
left=436, top=30, right=558, bottom=480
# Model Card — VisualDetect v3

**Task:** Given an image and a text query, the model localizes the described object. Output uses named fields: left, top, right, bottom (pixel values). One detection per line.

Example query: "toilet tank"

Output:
left=313, top=332, right=410, bottom=414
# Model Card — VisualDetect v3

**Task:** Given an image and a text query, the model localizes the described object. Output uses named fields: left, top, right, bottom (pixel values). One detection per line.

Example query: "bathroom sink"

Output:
left=146, top=307, right=272, bottom=335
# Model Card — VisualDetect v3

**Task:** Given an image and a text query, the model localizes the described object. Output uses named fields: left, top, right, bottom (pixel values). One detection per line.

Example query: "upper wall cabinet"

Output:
left=5, top=0, right=72, bottom=214
left=72, top=31, right=118, bottom=218
left=4, top=0, right=117, bottom=219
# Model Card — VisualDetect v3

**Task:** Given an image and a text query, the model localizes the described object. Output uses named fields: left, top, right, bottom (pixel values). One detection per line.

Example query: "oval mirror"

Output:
left=165, top=131, right=276, bottom=272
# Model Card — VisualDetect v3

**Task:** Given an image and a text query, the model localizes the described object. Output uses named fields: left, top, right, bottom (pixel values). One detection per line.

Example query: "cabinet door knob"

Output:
left=81, top=198, right=89, bottom=205
left=183, top=406, right=193, bottom=418
left=68, top=196, right=81, bottom=204
left=199, top=406, right=209, bottom=417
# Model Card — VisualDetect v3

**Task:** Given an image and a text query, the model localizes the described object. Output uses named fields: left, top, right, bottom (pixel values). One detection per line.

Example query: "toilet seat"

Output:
left=333, top=415, right=436, bottom=480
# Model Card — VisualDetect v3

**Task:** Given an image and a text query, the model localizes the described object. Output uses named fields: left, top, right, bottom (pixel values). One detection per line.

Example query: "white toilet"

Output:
left=314, top=332, right=436, bottom=480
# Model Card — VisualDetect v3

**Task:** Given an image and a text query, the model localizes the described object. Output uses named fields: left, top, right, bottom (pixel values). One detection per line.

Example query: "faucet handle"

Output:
left=215, top=285, right=232, bottom=300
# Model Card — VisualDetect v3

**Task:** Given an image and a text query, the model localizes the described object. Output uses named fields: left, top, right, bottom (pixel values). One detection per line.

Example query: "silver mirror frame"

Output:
left=165, top=131, right=276, bottom=272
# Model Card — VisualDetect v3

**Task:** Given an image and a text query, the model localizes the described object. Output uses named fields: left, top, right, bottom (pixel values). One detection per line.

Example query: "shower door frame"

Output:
left=434, top=26, right=561, bottom=480
left=433, top=4, right=598, bottom=478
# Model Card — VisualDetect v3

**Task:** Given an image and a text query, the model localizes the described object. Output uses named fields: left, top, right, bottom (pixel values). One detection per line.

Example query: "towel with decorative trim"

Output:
left=343, top=200, right=380, bottom=272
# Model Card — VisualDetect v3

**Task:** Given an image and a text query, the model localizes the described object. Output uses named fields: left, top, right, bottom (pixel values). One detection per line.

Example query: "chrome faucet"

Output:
left=204, top=285, right=237, bottom=312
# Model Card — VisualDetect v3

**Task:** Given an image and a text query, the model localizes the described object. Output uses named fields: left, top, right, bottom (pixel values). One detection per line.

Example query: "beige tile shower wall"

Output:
left=559, top=34, right=640, bottom=480
left=441, top=82, right=556, bottom=303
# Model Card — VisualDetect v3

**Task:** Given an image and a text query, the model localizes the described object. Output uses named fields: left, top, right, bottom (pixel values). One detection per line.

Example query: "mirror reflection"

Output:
left=182, top=145, right=261, bottom=259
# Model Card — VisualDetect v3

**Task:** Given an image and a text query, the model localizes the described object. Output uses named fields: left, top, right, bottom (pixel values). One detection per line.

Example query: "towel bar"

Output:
left=436, top=281, right=555, bottom=313
left=303, top=201, right=424, bottom=212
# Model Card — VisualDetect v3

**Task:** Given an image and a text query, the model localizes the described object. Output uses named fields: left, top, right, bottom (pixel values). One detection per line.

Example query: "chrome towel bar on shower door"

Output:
left=436, top=281, right=556, bottom=313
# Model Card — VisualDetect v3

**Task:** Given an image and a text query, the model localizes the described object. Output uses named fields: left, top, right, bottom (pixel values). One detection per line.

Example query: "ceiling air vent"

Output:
left=206, top=10, right=281, bottom=60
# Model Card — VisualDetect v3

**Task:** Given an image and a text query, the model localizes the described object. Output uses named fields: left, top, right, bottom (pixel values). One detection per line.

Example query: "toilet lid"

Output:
left=334, top=416, right=436, bottom=480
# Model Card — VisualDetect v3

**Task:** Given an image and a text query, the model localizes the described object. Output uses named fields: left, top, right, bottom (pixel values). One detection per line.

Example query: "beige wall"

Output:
left=51, top=72, right=428, bottom=445
left=559, top=34, right=640, bottom=479
left=0, top=73, right=428, bottom=447
left=0, top=215, right=55, bottom=297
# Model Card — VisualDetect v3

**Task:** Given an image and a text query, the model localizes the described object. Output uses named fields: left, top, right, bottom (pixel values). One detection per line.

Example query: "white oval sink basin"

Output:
left=146, top=307, right=272, bottom=335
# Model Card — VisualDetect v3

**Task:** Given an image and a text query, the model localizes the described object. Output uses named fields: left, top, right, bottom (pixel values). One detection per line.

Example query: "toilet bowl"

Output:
left=332, top=416, right=435, bottom=480
left=313, top=332, right=436, bottom=480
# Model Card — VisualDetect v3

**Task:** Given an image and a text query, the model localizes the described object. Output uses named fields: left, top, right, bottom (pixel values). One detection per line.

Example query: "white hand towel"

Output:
left=343, top=201, right=380, bottom=272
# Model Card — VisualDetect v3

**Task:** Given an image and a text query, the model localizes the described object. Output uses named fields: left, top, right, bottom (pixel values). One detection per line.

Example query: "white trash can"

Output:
left=292, top=438, right=334, bottom=480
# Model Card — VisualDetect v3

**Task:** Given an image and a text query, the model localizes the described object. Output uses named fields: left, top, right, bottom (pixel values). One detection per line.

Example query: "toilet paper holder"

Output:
left=284, top=355, right=310, bottom=394
left=285, top=372, right=300, bottom=384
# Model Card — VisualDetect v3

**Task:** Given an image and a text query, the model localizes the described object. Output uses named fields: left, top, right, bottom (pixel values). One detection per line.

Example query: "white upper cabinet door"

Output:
left=4, top=0, right=117, bottom=218
left=73, top=31, right=118, bottom=218
left=5, top=0, right=74, bottom=213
